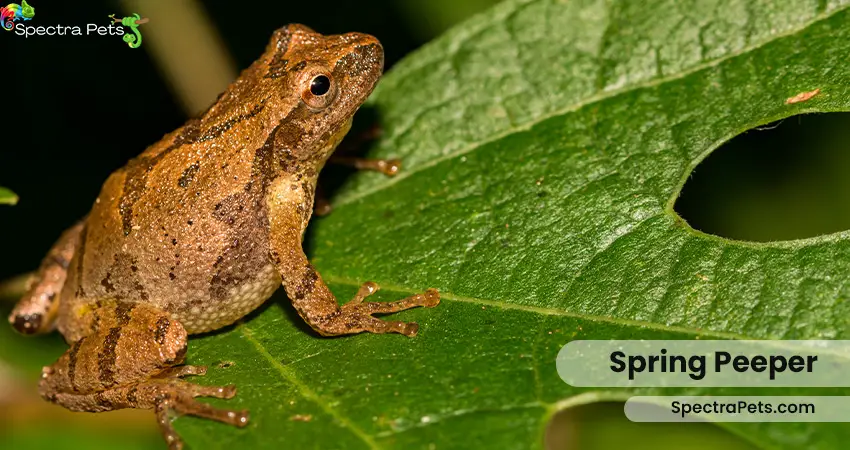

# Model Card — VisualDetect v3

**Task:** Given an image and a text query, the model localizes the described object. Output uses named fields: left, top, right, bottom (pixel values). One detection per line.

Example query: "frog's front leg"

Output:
left=328, top=155, right=401, bottom=176
left=267, top=190, right=440, bottom=337
left=314, top=124, right=399, bottom=216
left=314, top=157, right=401, bottom=216
left=40, top=301, right=248, bottom=450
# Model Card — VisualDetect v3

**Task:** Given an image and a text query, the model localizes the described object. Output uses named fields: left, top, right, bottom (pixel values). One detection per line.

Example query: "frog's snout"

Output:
left=341, top=32, right=385, bottom=75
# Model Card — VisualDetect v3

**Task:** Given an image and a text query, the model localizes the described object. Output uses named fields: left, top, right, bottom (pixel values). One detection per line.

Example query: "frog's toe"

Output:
left=155, top=406, right=185, bottom=450
left=420, top=288, right=441, bottom=307
left=158, top=364, right=207, bottom=379
left=154, top=386, right=249, bottom=446
left=188, top=383, right=237, bottom=399
left=170, top=393, right=249, bottom=427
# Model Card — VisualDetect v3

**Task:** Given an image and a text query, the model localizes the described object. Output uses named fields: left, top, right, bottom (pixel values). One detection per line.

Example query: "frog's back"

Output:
left=58, top=101, right=287, bottom=340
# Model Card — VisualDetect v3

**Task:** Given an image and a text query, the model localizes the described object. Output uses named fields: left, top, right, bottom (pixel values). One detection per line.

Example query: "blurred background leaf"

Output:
left=0, top=188, right=18, bottom=206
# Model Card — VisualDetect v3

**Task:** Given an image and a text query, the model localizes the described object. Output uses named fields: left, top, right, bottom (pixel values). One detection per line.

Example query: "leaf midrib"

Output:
left=240, top=325, right=383, bottom=450
left=333, top=2, right=850, bottom=210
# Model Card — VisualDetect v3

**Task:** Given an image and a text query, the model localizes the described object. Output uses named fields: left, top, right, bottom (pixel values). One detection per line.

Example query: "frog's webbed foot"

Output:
left=153, top=379, right=248, bottom=450
left=319, top=282, right=440, bottom=337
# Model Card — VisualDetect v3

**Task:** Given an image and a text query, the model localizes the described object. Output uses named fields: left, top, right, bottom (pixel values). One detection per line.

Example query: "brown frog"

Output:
left=9, top=24, right=439, bottom=449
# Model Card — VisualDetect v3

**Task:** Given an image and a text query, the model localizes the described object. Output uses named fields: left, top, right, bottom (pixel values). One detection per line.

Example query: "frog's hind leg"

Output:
left=38, top=301, right=248, bottom=450
left=9, top=220, right=85, bottom=335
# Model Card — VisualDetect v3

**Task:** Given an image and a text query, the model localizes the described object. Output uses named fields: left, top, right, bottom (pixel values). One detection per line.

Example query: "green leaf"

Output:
left=0, top=187, right=18, bottom=205
left=174, top=0, right=850, bottom=448
left=172, top=0, right=850, bottom=448
left=6, top=0, right=850, bottom=448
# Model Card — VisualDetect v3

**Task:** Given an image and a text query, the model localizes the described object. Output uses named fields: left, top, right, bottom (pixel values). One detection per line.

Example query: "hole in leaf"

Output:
left=675, top=113, right=850, bottom=242
left=545, top=402, right=757, bottom=450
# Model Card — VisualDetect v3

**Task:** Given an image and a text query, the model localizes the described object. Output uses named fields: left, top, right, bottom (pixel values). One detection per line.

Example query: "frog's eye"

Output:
left=301, top=73, right=336, bottom=110
left=310, top=76, right=331, bottom=96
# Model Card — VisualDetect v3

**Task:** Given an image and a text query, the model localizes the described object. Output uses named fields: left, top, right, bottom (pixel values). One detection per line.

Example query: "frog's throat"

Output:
left=309, top=116, right=353, bottom=174
left=323, top=116, right=354, bottom=158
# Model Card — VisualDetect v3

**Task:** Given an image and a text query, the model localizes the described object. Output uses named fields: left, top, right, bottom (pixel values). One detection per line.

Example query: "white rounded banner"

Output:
left=556, top=340, right=850, bottom=387
left=624, top=396, right=850, bottom=422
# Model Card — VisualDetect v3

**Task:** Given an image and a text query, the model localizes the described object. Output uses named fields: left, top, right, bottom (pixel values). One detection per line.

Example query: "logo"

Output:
left=2, top=5, right=149, bottom=51
left=108, top=13, right=148, bottom=49
left=0, top=0, right=34, bottom=31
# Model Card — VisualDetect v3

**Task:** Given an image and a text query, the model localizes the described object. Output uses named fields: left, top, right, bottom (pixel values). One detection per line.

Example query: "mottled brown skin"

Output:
left=10, top=24, right=440, bottom=450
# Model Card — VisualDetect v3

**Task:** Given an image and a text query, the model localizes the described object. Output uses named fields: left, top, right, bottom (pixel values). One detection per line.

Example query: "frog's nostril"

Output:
left=355, top=43, right=384, bottom=73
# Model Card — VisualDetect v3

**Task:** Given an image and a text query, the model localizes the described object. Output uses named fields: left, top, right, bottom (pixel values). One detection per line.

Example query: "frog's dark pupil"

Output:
left=310, top=75, right=331, bottom=96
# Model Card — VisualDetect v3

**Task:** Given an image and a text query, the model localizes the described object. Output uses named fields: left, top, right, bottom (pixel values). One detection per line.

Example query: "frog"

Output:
left=9, top=24, right=440, bottom=450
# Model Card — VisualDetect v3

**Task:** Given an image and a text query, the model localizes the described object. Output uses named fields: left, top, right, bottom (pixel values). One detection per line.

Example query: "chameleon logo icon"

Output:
left=109, top=13, right=148, bottom=49
left=0, top=0, right=34, bottom=31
